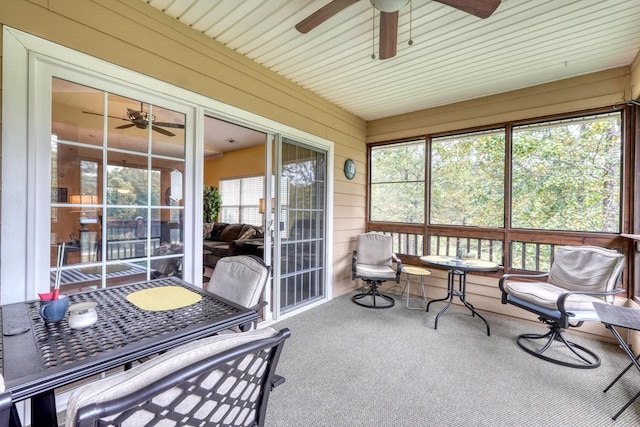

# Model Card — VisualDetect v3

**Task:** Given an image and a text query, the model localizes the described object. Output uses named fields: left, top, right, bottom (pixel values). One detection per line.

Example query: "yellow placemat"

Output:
left=126, top=286, right=202, bottom=311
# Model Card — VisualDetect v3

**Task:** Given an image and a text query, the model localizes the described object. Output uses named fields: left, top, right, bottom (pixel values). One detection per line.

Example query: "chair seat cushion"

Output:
left=356, top=264, right=396, bottom=280
left=505, top=281, right=606, bottom=311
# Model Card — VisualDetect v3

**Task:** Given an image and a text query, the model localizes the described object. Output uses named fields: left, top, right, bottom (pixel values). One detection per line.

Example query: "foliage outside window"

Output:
left=430, top=130, right=505, bottom=227
left=370, top=140, right=425, bottom=223
left=368, top=110, right=624, bottom=272
left=511, top=113, right=621, bottom=232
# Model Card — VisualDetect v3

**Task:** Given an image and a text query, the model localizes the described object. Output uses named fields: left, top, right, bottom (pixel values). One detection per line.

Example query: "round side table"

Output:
left=401, top=265, right=431, bottom=310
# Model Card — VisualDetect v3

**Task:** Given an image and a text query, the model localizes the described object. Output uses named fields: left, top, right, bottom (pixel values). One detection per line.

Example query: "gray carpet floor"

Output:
left=266, top=291, right=640, bottom=426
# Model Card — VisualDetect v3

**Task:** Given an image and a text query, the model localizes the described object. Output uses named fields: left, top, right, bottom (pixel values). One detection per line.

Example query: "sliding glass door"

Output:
left=275, top=138, right=327, bottom=315
left=49, top=78, right=187, bottom=293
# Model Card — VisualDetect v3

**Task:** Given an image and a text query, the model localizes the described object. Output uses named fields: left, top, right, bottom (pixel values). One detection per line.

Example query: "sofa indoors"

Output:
left=203, top=222, right=265, bottom=269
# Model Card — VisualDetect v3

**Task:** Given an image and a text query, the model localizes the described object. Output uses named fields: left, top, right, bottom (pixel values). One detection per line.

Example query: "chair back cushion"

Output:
left=548, top=246, right=624, bottom=297
left=357, top=233, right=392, bottom=267
left=66, top=328, right=284, bottom=427
left=207, top=255, right=269, bottom=309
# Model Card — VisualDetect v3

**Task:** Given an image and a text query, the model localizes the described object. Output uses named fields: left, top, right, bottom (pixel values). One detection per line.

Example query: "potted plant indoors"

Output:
left=203, top=185, right=222, bottom=223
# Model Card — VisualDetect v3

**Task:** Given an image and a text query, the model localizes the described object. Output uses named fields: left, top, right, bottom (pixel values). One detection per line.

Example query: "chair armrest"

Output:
left=557, top=287, right=625, bottom=322
left=352, top=250, right=358, bottom=280
left=271, top=374, right=286, bottom=390
left=236, top=300, right=269, bottom=332
left=392, top=253, right=402, bottom=283
left=498, top=272, right=549, bottom=303
left=248, top=300, right=269, bottom=312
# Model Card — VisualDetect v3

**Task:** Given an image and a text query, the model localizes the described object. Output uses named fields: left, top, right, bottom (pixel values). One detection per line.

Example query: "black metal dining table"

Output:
left=420, top=255, right=499, bottom=336
left=0, top=276, right=258, bottom=427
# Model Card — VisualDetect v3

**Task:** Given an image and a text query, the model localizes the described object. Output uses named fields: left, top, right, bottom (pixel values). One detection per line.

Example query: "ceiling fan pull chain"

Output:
left=408, top=0, right=414, bottom=46
left=371, top=7, right=376, bottom=59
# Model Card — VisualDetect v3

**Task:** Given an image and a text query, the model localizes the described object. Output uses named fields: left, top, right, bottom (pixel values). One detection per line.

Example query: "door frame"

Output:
left=2, top=26, right=334, bottom=308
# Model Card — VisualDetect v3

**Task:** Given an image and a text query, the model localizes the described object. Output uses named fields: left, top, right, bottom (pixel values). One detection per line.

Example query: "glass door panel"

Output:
left=278, top=138, right=326, bottom=314
left=50, top=78, right=186, bottom=293
left=151, top=105, right=186, bottom=158
left=106, top=94, right=150, bottom=153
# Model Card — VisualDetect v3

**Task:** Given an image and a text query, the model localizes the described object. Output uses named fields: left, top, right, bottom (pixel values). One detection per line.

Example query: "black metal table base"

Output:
left=426, top=270, right=490, bottom=336
left=352, top=280, right=395, bottom=309
left=602, top=324, right=640, bottom=420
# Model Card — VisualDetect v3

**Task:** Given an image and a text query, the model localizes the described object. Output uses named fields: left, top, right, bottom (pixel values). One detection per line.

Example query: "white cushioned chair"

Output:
left=66, top=327, right=290, bottom=427
left=207, top=255, right=270, bottom=331
left=352, top=232, right=402, bottom=308
left=499, top=245, right=625, bottom=368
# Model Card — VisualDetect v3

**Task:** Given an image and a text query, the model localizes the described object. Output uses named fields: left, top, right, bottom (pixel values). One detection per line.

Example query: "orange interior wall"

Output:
left=203, top=145, right=266, bottom=188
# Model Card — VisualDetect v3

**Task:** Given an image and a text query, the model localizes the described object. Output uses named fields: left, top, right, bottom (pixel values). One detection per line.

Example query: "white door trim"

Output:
left=2, top=26, right=334, bottom=305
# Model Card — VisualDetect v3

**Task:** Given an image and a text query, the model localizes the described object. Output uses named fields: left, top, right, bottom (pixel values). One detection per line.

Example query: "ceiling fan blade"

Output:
left=295, top=0, right=360, bottom=33
left=82, top=111, right=129, bottom=121
left=153, top=122, right=185, bottom=129
left=152, top=126, right=175, bottom=137
left=115, top=123, right=136, bottom=130
left=379, top=11, right=398, bottom=60
left=433, top=0, right=501, bottom=19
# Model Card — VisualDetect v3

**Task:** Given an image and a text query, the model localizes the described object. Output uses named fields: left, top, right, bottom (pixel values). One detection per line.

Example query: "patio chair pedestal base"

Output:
left=516, top=324, right=600, bottom=369
left=352, top=280, right=395, bottom=309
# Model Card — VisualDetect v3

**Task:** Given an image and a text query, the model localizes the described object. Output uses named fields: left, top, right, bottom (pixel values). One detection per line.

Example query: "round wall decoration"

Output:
left=344, top=159, right=356, bottom=180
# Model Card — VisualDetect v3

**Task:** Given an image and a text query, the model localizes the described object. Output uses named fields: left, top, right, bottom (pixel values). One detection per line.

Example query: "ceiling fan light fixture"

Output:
left=142, top=112, right=155, bottom=123
left=370, top=0, right=409, bottom=13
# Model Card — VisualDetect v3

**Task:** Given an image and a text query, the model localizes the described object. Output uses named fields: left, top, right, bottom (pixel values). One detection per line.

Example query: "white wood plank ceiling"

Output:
left=142, top=0, right=640, bottom=121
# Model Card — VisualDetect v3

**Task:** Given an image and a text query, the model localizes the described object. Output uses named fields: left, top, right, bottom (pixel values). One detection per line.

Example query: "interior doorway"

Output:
left=202, top=118, right=329, bottom=320
left=202, top=116, right=271, bottom=316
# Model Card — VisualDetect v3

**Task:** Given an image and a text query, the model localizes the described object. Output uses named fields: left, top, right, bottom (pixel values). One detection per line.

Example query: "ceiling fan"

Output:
left=295, top=0, right=501, bottom=60
left=83, top=102, right=185, bottom=137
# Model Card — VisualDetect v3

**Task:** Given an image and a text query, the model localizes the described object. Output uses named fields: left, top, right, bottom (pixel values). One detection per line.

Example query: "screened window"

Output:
left=220, top=176, right=263, bottom=226
left=430, top=130, right=505, bottom=227
left=370, top=140, right=425, bottom=223
left=511, top=112, right=622, bottom=232
left=367, top=110, right=625, bottom=273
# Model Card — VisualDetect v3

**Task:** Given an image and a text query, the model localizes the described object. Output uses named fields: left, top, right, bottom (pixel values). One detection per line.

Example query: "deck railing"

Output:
left=373, top=227, right=621, bottom=273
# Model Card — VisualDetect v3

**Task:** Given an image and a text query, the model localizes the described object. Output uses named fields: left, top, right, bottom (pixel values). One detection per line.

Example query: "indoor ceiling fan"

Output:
left=295, top=0, right=501, bottom=60
left=83, top=102, right=185, bottom=137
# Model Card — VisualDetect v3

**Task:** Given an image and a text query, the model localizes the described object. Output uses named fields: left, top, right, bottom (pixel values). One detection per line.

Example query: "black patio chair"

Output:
left=66, top=327, right=290, bottom=427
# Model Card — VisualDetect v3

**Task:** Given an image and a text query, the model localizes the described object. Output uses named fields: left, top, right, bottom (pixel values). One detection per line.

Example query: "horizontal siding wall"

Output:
left=0, top=0, right=366, bottom=300
left=367, top=67, right=630, bottom=143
